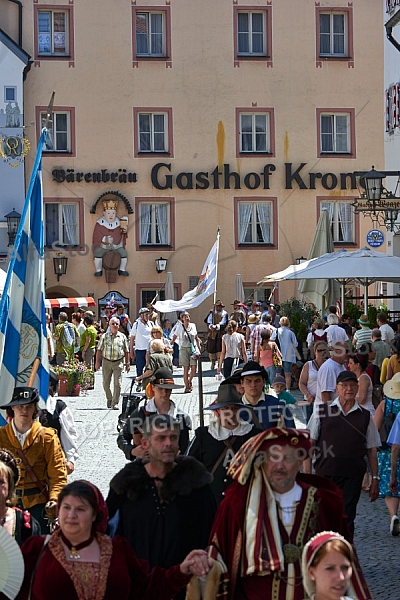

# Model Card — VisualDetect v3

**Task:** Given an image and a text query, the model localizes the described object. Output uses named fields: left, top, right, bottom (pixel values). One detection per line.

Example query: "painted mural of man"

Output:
left=93, top=196, right=128, bottom=277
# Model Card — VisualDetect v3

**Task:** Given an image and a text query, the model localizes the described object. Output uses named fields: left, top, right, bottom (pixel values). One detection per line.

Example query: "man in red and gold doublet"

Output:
left=188, top=428, right=372, bottom=600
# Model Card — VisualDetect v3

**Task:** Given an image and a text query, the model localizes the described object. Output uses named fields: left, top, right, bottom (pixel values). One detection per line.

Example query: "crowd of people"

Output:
left=3, top=299, right=400, bottom=599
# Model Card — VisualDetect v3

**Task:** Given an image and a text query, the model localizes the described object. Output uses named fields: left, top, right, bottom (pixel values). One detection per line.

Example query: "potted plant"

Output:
left=53, top=354, right=94, bottom=396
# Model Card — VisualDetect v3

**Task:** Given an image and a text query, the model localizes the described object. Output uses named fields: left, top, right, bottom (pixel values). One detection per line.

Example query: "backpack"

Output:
left=379, top=398, right=396, bottom=450
left=313, top=331, right=328, bottom=343
left=62, top=322, right=75, bottom=347
left=38, top=399, right=67, bottom=435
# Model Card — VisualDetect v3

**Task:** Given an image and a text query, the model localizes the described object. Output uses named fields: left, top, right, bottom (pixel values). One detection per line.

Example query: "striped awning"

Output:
left=45, top=296, right=96, bottom=309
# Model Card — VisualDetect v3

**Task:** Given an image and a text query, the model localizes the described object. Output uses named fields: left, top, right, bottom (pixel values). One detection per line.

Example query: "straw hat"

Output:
left=383, top=372, right=400, bottom=400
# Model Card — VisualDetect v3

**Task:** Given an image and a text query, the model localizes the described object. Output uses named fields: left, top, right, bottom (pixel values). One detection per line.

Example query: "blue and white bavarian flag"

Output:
left=0, top=130, right=49, bottom=421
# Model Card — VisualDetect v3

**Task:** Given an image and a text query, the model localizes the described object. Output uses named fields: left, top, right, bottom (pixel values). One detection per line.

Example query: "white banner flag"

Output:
left=154, top=238, right=218, bottom=313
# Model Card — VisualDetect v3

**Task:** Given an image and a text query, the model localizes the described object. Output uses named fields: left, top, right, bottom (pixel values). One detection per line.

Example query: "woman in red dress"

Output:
left=15, top=480, right=210, bottom=600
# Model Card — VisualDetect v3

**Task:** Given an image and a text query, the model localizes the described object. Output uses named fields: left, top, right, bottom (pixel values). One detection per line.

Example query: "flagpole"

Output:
left=212, top=227, right=220, bottom=306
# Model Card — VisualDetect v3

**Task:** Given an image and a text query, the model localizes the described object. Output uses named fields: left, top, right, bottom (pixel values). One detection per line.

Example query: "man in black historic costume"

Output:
left=187, top=383, right=263, bottom=504
left=107, top=414, right=216, bottom=600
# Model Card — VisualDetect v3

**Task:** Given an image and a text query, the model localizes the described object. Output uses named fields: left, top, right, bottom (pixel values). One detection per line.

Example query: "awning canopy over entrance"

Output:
left=45, top=296, right=96, bottom=309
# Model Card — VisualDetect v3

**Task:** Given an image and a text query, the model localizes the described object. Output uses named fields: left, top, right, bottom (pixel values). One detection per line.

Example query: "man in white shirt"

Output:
left=377, top=312, right=395, bottom=346
left=325, top=314, right=349, bottom=347
left=129, top=307, right=153, bottom=377
left=313, top=341, right=348, bottom=413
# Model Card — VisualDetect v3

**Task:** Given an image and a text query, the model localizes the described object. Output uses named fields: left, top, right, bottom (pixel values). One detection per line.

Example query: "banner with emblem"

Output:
left=0, top=129, right=49, bottom=418
left=154, top=232, right=219, bottom=313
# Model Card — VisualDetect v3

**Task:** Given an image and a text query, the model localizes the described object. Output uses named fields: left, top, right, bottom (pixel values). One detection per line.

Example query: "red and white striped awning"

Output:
left=45, top=297, right=96, bottom=309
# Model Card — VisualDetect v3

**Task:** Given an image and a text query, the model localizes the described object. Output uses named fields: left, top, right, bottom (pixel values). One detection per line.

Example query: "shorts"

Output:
left=282, top=360, right=293, bottom=373
left=179, top=346, right=197, bottom=367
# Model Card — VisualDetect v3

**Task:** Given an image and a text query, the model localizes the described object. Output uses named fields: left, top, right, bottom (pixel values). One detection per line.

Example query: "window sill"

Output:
left=319, top=152, right=354, bottom=158
left=333, top=242, right=357, bottom=247
left=318, top=55, right=351, bottom=60
left=238, top=243, right=275, bottom=249
left=135, top=55, right=168, bottom=59
left=237, top=54, right=269, bottom=59
left=239, top=151, right=273, bottom=156
left=138, top=151, right=170, bottom=155
left=138, top=244, right=172, bottom=249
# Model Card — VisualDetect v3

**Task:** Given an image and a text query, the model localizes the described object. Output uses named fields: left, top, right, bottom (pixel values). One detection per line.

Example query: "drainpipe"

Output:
left=7, top=0, right=23, bottom=47
left=386, top=10, right=400, bottom=53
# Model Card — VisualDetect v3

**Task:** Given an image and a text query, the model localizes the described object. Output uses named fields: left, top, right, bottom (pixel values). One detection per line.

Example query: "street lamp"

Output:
left=4, top=209, right=21, bottom=246
left=352, top=167, right=400, bottom=233
left=53, top=252, right=68, bottom=281
left=155, top=256, right=168, bottom=273
left=362, top=166, right=385, bottom=201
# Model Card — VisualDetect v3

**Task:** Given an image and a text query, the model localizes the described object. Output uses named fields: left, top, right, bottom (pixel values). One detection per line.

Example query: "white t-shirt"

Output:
left=325, top=324, right=348, bottom=346
left=314, top=358, right=346, bottom=409
left=170, top=321, right=198, bottom=347
left=130, top=319, right=152, bottom=350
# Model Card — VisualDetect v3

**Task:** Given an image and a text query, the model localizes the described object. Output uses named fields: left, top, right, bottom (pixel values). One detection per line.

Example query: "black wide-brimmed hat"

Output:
left=241, top=361, right=268, bottom=379
left=150, top=368, right=184, bottom=389
left=220, top=366, right=244, bottom=386
left=204, top=384, right=244, bottom=410
left=3, top=387, right=39, bottom=407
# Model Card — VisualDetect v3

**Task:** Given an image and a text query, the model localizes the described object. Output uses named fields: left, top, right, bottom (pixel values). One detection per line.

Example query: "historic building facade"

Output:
left=0, top=0, right=385, bottom=322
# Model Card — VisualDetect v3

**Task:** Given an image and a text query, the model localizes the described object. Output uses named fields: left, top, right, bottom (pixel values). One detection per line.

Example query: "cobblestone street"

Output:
left=68, top=362, right=396, bottom=600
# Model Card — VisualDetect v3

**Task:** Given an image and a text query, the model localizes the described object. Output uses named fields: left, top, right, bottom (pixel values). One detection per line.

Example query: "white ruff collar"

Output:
left=97, top=217, right=120, bottom=229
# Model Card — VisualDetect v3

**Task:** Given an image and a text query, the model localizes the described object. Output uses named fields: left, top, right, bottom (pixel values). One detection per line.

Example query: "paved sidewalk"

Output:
left=66, top=362, right=396, bottom=600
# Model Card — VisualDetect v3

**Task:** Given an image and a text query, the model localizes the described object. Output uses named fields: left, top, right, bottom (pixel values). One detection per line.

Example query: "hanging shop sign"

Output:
left=366, top=229, right=385, bottom=248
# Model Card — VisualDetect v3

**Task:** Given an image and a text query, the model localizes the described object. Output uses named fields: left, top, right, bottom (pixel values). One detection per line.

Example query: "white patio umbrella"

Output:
left=298, top=209, right=339, bottom=313
left=258, top=247, right=400, bottom=309
left=163, top=271, right=177, bottom=322
left=234, top=273, right=245, bottom=303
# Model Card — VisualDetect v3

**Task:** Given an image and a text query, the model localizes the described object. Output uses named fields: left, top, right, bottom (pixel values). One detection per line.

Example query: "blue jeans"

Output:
left=265, top=365, right=276, bottom=384
left=135, top=349, right=147, bottom=377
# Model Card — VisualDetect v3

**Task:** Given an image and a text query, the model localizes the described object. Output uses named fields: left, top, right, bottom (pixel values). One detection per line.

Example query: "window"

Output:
left=319, top=13, right=346, bottom=56
left=36, top=106, right=76, bottom=156
left=316, top=109, right=355, bottom=158
left=133, top=108, right=173, bottom=157
left=234, top=7, right=272, bottom=64
left=315, top=7, right=353, bottom=66
left=139, top=113, right=167, bottom=152
left=235, top=199, right=278, bottom=248
left=320, top=201, right=355, bottom=244
left=244, top=286, right=273, bottom=304
left=44, top=201, right=80, bottom=247
left=34, top=5, right=74, bottom=63
left=4, top=87, right=16, bottom=102
left=38, top=10, right=68, bottom=55
left=188, top=276, right=199, bottom=290
left=142, top=289, right=165, bottom=307
left=236, top=108, right=275, bottom=157
left=136, top=12, right=165, bottom=56
left=238, top=11, right=265, bottom=55
left=135, top=197, right=175, bottom=250
left=386, top=83, right=400, bottom=132
left=132, top=6, right=171, bottom=65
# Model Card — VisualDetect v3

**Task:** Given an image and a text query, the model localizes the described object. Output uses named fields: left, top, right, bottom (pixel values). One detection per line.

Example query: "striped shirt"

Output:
left=353, top=327, right=372, bottom=349
left=97, top=331, right=129, bottom=361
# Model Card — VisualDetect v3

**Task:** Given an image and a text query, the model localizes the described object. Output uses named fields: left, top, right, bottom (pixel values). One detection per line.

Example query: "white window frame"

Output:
left=321, top=201, right=354, bottom=243
left=238, top=201, right=272, bottom=245
left=237, top=10, right=266, bottom=56
left=37, top=10, right=69, bottom=56
left=239, top=112, right=270, bottom=153
left=319, top=12, right=347, bottom=57
left=135, top=11, right=165, bottom=57
left=139, top=202, right=170, bottom=245
left=45, top=202, right=79, bottom=247
left=41, top=111, right=71, bottom=152
left=138, top=112, right=168, bottom=153
left=4, top=87, right=16, bottom=102
left=320, top=113, right=350, bottom=153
